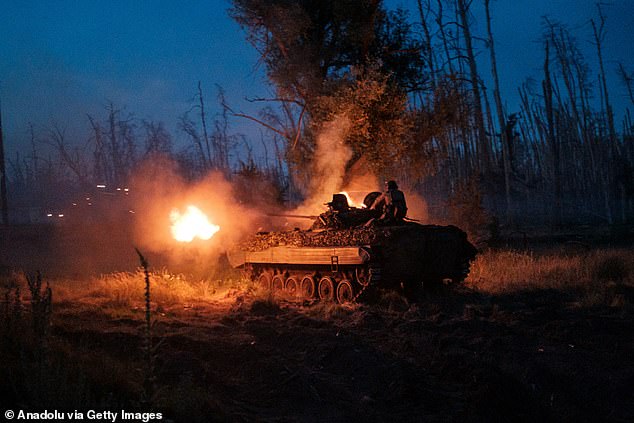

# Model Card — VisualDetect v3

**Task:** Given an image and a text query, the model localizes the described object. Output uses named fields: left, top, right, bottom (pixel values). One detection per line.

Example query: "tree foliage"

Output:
left=306, top=65, right=411, bottom=176
left=230, top=0, right=428, bottom=184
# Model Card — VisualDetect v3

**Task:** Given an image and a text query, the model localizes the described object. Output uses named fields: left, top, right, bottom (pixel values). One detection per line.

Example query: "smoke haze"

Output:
left=294, top=115, right=353, bottom=214
left=291, top=113, right=428, bottom=223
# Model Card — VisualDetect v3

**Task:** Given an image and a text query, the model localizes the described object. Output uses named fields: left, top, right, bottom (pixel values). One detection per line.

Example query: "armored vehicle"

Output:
left=227, top=193, right=477, bottom=302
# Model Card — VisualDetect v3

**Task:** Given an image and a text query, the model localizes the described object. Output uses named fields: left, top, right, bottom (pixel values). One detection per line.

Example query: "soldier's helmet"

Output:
left=386, top=180, right=398, bottom=190
left=327, top=193, right=349, bottom=212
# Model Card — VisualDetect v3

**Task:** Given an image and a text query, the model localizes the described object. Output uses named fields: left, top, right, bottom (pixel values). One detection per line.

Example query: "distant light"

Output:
left=96, top=184, right=106, bottom=188
left=86, top=197, right=91, bottom=201
left=123, top=188, right=129, bottom=192
left=88, top=203, right=92, bottom=206
left=128, top=210, right=135, bottom=214
left=72, top=203, right=77, bottom=206
left=46, top=213, right=53, bottom=217
left=116, top=188, right=122, bottom=191
left=58, top=214, right=64, bottom=218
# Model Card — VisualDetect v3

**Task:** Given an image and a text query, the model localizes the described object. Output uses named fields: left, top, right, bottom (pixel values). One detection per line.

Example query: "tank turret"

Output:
left=311, top=192, right=382, bottom=230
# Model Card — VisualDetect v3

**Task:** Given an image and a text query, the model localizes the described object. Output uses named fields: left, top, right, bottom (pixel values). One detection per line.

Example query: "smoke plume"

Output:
left=294, top=115, right=353, bottom=214
left=291, top=113, right=429, bottom=223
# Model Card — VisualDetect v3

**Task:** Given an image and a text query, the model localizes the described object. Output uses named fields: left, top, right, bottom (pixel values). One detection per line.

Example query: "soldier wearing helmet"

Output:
left=371, top=180, right=408, bottom=224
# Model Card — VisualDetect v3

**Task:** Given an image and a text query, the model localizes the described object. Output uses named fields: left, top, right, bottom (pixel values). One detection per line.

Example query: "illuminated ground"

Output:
left=42, top=284, right=634, bottom=422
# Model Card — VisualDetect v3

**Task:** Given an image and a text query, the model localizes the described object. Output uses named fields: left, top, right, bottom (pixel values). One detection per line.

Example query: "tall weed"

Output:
left=466, top=248, right=634, bottom=295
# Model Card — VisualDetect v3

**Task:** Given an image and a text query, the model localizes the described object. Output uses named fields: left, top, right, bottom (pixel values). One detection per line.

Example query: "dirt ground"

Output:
left=40, top=285, right=632, bottom=422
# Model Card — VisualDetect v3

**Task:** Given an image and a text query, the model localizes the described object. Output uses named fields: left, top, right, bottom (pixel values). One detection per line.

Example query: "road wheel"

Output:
left=336, top=279, right=354, bottom=304
left=318, top=276, right=335, bottom=301
left=300, top=275, right=316, bottom=299
left=355, top=268, right=370, bottom=286
left=271, top=274, right=285, bottom=292
left=285, top=276, right=299, bottom=297
left=257, top=271, right=272, bottom=290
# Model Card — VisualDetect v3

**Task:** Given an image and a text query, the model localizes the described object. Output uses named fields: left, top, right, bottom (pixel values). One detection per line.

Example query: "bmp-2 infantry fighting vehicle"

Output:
left=227, top=193, right=477, bottom=302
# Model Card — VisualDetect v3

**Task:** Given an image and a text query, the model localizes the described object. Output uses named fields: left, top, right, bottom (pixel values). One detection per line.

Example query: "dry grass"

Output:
left=38, top=268, right=252, bottom=309
left=300, top=299, right=360, bottom=320
left=466, top=248, right=634, bottom=301
left=4, top=247, right=632, bottom=311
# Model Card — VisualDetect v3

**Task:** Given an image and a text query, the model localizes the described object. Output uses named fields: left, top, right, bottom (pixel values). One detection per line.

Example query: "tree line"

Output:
left=228, top=0, right=634, bottom=228
left=2, top=0, right=633, bottom=231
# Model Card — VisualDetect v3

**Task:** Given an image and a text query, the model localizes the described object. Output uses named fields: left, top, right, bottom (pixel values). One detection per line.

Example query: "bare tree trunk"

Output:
left=47, top=124, right=90, bottom=190
left=457, top=0, right=490, bottom=173
left=435, top=0, right=471, bottom=177
left=0, top=98, right=8, bottom=225
left=107, top=103, right=122, bottom=186
left=591, top=7, right=616, bottom=146
left=416, top=0, right=437, bottom=91
left=27, top=124, right=44, bottom=201
left=484, top=0, right=511, bottom=222
left=88, top=115, right=107, bottom=184
left=591, top=8, right=619, bottom=223
left=435, top=0, right=455, bottom=76
left=618, top=63, right=634, bottom=106
left=215, top=85, right=233, bottom=173
left=198, top=81, right=212, bottom=169
left=542, top=41, right=562, bottom=227
left=28, top=124, right=39, bottom=181
left=547, top=23, right=585, bottom=143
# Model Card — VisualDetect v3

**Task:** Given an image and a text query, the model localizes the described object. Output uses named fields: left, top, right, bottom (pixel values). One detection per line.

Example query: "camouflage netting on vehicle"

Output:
left=241, top=225, right=394, bottom=251
left=239, top=223, right=476, bottom=252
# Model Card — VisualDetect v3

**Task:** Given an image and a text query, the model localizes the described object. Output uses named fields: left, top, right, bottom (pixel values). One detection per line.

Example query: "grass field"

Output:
left=1, top=246, right=633, bottom=422
left=467, top=248, right=633, bottom=305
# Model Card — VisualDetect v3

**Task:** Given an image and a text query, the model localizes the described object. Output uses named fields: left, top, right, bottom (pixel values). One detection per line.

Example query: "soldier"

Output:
left=371, top=180, right=408, bottom=224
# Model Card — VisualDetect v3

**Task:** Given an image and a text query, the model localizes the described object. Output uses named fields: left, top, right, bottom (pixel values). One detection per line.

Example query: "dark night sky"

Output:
left=1, top=0, right=633, bottom=159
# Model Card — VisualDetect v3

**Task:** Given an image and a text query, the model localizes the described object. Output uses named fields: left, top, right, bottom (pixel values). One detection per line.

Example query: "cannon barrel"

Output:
left=266, top=213, right=318, bottom=219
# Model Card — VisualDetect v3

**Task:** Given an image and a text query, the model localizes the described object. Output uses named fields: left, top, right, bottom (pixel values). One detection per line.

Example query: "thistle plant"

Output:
left=135, top=248, right=159, bottom=407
